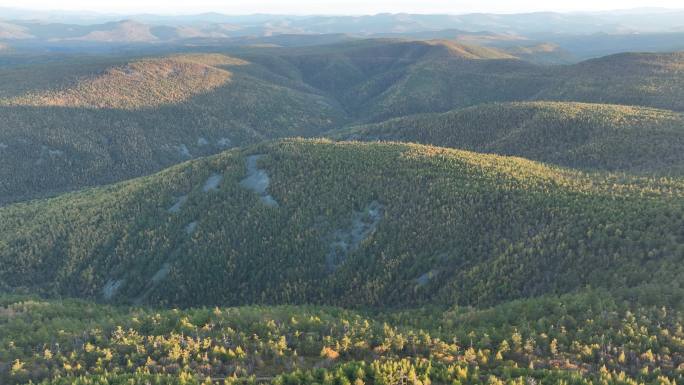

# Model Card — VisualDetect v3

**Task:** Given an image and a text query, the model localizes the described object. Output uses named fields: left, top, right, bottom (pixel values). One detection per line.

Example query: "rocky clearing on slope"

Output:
left=325, top=201, right=384, bottom=272
left=239, top=154, right=279, bottom=207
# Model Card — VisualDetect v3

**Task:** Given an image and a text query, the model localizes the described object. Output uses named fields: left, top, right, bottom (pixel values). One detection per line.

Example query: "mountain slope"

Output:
left=247, top=43, right=684, bottom=122
left=72, top=20, right=158, bottom=42
left=338, top=101, right=684, bottom=173
left=3, top=44, right=684, bottom=204
left=2, top=54, right=246, bottom=109
left=538, top=51, right=684, bottom=111
left=245, top=39, right=540, bottom=122
left=1, top=140, right=682, bottom=308
left=0, top=21, right=33, bottom=39
left=0, top=53, right=346, bottom=204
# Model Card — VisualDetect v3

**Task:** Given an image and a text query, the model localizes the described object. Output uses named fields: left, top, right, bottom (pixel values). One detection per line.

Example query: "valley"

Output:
left=1, top=6, right=683, bottom=385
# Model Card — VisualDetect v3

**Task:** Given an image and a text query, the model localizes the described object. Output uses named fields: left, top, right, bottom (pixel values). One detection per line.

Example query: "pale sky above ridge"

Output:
left=2, top=0, right=683, bottom=15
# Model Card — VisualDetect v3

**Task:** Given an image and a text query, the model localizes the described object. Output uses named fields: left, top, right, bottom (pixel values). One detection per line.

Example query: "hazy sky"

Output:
left=3, top=0, right=684, bottom=15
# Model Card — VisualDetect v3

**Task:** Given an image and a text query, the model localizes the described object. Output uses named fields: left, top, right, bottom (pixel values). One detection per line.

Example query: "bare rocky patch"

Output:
left=203, top=173, right=223, bottom=192
left=325, top=201, right=384, bottom=272
left=239, top=154, right=279, bottom=207
left=151, top=263, right=171, bottom=284
left=217, top=137, right=232, bottom=148
left=415, top=269, right=440, bottom=288
left=167, top=195, right=188, bottom=213
left=102, top=279, right=124, bottom=300
left=177, top=144, right=191, bottom=158
left=185, top=221, right=198, bottom=235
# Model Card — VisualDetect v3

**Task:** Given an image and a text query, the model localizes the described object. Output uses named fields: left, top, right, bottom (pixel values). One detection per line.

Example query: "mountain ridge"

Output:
left=338, top=101, right=684, bottom=173
left=1, top=139, right=682, bottom=308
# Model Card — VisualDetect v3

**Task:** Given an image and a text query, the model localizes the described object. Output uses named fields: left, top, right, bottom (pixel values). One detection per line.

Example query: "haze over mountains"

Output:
left=2, top=7, right=684, bottom=59
left=1, top=5, right=684, bottom=385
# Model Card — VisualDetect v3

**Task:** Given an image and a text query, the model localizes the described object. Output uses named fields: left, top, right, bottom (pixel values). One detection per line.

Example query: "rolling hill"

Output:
left=71, top=20, right=158, bottom=43
left=338, top=102, right=684, bottom=174
left=537, top=51, right=684, bottom=112
left=0, top=53, right=346, bottom=204
left=1, top=140, right=682, bottom=309
left=3, top=42, right=684, bottom=205
left=249, top=40, right=684, bottom=123
left=2, top=54, right=246, bottom=109
left=2, top=14, right=684, bottom=385
left=244, top=39, right=543, bottom=122
left=0, top=21, right=32, bottom=39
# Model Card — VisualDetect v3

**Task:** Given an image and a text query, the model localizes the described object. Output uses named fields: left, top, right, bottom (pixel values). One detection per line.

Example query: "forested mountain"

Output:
left=537, top=52, right=684, bottom=112
left=1, top=54, right=246, bottom=109
left=243, top=39, right=542, bottom=122
left=0, top=53, right=346, bottom=204
left=3, top=41, right=684, bottom=204
left=246, top=41, right=684, bottom=122
left=339, top=102, right=684, bottom=174
left=1, top=140, right=682, bottom=309
left=2, top=8, right=684, bottom=385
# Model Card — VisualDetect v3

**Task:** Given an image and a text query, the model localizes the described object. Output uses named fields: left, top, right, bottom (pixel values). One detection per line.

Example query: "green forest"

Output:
left=1, top=26, right=684, bottom=385
left=2, top=41, right=684, bottom=204
left=1, top=286, right=683, bottom=385
left=340, top=102, right=684, bottom=174
left=1, top=140, right=682, bottom=308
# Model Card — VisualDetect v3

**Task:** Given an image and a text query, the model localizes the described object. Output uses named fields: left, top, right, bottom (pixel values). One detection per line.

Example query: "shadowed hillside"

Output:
left=0, top=54, right=346, bottom=204
left=537, top=52, right=684, bottom=111
left=338, top=102, right=684, bottom=173
left=248, top=41, right=684, bottom=123
left=244, top=39, right=542, bottom=122
left=3, top=44, right=684, bottom=205
left=1, top=140, right=682, bottom=308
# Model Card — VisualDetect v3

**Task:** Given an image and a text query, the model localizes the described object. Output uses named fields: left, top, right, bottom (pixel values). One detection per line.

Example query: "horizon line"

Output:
left=2, top=6, right=684, bottom=18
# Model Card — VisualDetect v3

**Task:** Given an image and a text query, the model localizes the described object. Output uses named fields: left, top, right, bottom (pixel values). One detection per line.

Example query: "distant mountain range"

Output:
left=1, top=9, right=684, bottom=385
left=2, top=8, right=684, bottom=34
left=2, top=8, right=684, bottom=60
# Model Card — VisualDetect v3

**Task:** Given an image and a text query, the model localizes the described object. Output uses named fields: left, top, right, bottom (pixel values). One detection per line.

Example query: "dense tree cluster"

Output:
left=0, top=34, right=683, bottom=385
left=0, top=54, right=345, bottom=204
left=2, top=42, right=684, bottom=204
left=341, top=102, right=684, bottom=174
left=536, top=52, right=684, bottom=112
left=0, top=140, right=682, bottom=308
left=0, top=287, right=682, bottom=385
left=1, top=55, right=247, bottom=109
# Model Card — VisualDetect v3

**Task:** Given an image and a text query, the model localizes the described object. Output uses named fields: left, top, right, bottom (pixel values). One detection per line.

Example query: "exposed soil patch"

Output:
left=102, top=279, right=124, bottom=300
left=239, top=154, right=279, bottom=207
left=217, top=137, right=232, bottom=148
left=151, top=263, right=171, bottom=284
left=325, top=201, right=384, bottom=272
left=185, top=221, right=198, bottom=234
left=177, top=144, right=191, bottom=158
left=415, top=269, right=440, bottom=287
left=203, top=173, right=223, bottom=192
left=167, top=195, right=187, bottom=213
